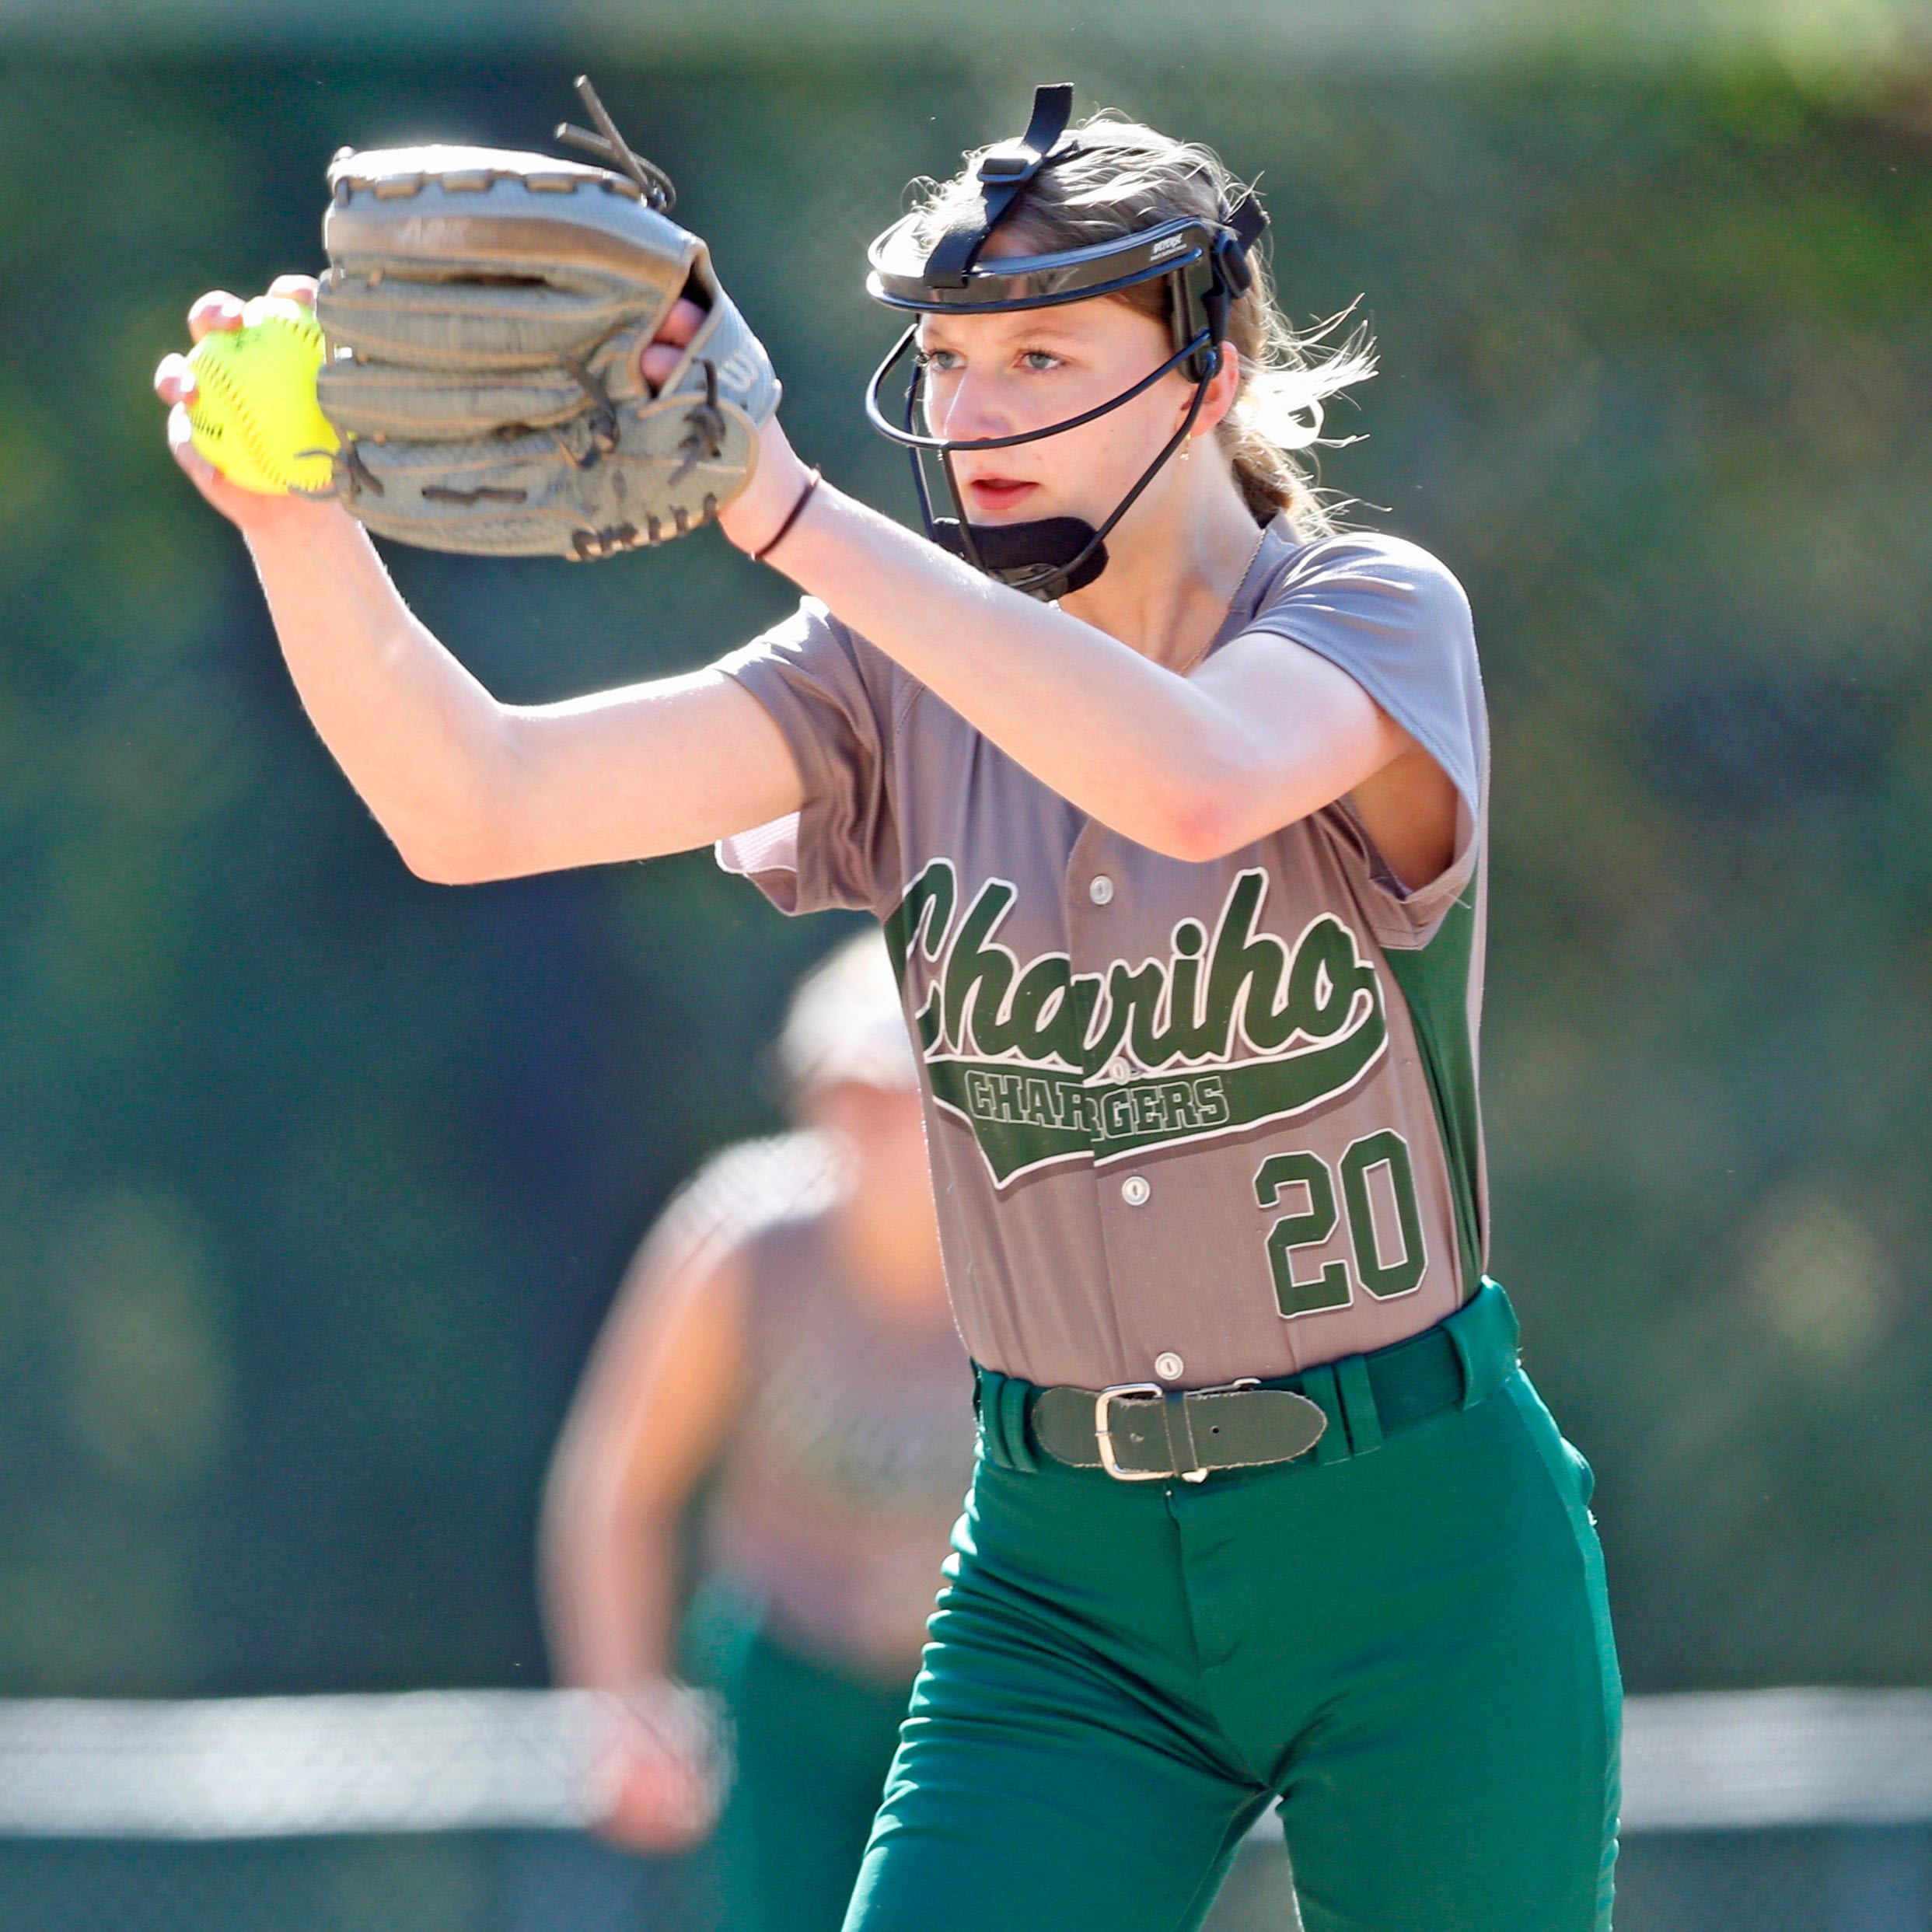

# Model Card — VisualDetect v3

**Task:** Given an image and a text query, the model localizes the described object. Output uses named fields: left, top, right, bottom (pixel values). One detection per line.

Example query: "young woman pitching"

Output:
left=158, top=85, right=1620, bottom=1932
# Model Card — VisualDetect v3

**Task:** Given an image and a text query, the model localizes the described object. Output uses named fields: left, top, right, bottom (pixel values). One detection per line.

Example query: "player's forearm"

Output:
left=244, top=505, right=522, bottom=880
left=244, top=509, right=798, bottom=880
left=543, top=1495, right=683, bottom=1692
left=739, top=483, right=1254, bottom=858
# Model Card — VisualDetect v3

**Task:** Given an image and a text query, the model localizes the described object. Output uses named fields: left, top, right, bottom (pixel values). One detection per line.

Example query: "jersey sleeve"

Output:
left=712, top=598, right=901, bottom=917
left=627, top=1130, right=847, bottom=1307
left=658, top=1130, right=846, bottom=1255
left=1242, top=532, right=1487, bottom=942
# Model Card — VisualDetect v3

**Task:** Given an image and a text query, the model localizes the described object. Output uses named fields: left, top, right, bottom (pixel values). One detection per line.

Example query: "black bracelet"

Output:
left=751, top=466, right=823, bottom=564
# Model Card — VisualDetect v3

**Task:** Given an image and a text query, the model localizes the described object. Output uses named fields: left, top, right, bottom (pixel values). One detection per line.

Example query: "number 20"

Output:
left=1253, top=1131, right=1427, bottom=1319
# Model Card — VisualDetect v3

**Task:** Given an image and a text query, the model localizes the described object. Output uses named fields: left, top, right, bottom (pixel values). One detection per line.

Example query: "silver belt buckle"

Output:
left=1093, top=1383, right=1168, bottom=1481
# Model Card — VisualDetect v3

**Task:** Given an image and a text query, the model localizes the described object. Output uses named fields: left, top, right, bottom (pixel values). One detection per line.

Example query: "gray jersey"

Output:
left=717, top=521, right=1488, bottom=1392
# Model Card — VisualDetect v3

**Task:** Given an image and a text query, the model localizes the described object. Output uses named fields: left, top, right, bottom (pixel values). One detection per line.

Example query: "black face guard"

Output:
left=863, top=83, right=1268, bottom=601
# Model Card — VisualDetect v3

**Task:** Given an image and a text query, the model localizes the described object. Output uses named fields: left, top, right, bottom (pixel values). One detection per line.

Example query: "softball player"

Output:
left=159, top=85, right=1620, bottom=1932
left=543, top=932, right=974, bottom=1932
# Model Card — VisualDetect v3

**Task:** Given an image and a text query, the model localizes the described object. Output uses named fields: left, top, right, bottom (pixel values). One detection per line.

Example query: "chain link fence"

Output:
left=2, top=1689, right=1928, bottom=1930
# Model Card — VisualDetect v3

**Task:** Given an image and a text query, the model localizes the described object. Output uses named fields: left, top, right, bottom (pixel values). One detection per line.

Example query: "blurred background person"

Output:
left=541, top=929, right=973, bottom=1932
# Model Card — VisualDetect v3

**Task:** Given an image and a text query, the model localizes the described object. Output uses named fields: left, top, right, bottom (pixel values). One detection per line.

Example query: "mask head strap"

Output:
left=1186, top=189, right=1270, bottom=376
left=1222, top=189, right=1269, bottom=277
left=923, top=83, right=1079, bottom=287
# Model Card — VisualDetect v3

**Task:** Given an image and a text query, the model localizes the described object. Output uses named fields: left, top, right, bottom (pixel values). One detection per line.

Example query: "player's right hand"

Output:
left=638, top=295, right=707, bottom=394
left=590, top=1682, right=723, bottom=1854
left=153, top=276, right=347, bottom=536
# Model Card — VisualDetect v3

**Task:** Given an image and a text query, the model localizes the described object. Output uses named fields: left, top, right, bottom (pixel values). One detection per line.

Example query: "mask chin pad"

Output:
left=929, top=516, right=1108, bottom=599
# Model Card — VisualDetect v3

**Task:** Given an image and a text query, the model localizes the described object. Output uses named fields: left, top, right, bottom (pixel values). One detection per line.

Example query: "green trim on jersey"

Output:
left=1381, top=891, right=1485, bottom=1302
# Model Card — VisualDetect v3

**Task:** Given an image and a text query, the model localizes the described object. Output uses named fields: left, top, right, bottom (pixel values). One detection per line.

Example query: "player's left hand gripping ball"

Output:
left=184, top=295, right=340, bottom=494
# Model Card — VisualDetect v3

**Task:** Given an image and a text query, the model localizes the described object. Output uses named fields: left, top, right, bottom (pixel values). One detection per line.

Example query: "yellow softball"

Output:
left=186, top=295, right=339, bottom=494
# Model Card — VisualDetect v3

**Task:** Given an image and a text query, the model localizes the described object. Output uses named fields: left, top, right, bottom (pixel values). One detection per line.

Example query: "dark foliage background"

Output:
left=1, top=51, right=1928, bottom=1700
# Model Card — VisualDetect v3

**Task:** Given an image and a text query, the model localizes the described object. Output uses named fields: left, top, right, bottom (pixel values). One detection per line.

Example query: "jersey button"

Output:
left=1106, top=1056, right=1133, bottom=1084
left=1088, top=874, right=1115, bottom=906
left=1155, top=1351, right=1185, bottom=1382
left=1120, top=1175, right=1151, bottom=1207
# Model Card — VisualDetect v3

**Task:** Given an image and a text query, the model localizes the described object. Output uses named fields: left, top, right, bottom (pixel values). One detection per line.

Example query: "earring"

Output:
left=1180, top=439, right=1193, bottom=463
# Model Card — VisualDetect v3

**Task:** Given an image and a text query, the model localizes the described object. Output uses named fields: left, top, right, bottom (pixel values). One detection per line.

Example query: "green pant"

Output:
left=711, top=1624, right=916, bottom=1932
left=844, top=1286, right=1621, bottom=1932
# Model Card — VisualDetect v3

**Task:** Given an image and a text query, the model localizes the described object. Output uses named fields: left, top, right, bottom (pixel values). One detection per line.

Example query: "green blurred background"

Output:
left=2, top=1, right=1930, bottom=1720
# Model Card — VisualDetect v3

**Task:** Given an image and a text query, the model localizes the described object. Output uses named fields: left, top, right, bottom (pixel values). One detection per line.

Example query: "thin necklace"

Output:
left=1174, top=524, right=1270, bottom=681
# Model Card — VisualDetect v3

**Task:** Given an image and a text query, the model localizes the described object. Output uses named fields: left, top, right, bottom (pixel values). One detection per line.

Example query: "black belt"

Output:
left=975, top=1281, right=1519, bottom=1482
left=1035, top=1376, right=1329, bottom=1480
